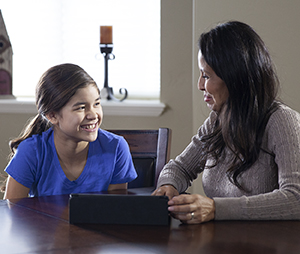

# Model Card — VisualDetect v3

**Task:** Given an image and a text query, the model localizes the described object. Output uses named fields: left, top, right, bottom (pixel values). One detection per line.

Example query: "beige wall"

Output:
left=1, top=0, right=300, bottom=197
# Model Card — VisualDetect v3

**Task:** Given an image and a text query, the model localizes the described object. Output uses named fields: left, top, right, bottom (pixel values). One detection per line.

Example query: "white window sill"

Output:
left=0, top=97, right=166, bottom=117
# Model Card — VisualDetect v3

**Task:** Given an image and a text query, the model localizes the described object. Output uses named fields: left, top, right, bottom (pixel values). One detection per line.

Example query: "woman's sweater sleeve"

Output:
left=157, top=112, right=216, bottom=193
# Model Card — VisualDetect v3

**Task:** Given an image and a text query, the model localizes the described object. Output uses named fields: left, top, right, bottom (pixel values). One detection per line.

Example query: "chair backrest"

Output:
left=107, top=128, right=171, bottom=188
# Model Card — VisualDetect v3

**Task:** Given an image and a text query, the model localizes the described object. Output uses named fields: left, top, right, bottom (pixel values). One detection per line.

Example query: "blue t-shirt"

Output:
left=5, top=128, right=137, bottom=197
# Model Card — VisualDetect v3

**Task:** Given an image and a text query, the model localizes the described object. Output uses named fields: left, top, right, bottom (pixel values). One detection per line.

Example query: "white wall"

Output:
left=0, top=1, right=195, bottom=198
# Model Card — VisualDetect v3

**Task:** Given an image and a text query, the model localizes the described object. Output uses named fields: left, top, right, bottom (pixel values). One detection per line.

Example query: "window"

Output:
left=1, top=0, right=160, bottom=99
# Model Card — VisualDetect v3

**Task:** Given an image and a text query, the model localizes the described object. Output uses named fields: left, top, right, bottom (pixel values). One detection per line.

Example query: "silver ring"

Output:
left=191, top=212, right=194, bottom=220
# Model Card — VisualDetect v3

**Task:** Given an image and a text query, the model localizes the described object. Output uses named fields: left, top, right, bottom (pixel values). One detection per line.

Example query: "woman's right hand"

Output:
left=152, top=184, right=179, bottom=200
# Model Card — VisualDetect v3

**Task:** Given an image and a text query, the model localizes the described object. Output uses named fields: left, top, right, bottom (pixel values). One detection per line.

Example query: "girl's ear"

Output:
left=45, top=112, right=58, bottom=125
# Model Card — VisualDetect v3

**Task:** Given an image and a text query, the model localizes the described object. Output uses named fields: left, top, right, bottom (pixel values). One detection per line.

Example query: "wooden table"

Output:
left=1, top=188, right=300, bottom=254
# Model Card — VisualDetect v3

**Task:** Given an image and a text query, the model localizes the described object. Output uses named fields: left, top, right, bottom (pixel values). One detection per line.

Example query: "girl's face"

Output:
left=197, top=51, right=229, bottom=112
left=49, top=84, right=103, bottom=144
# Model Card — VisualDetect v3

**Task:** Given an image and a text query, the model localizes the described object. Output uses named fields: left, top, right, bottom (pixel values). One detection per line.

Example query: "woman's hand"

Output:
left=168, top=194, right=215, bottom=224
left=152, top=184, right=179, bottom=200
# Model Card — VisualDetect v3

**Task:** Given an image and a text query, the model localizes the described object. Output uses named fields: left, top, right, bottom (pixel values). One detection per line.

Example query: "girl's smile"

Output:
left=80, top=123, right=99, bottom=132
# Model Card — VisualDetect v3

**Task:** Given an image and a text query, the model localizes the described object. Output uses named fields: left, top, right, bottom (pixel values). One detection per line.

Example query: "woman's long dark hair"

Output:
left=199, top=21, right=280, bottom=189
left=9, top=63, right=99, bottom=158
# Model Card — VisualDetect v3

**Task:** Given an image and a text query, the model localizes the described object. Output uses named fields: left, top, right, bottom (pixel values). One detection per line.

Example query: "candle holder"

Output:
left=99, top=43, right=128, bottom=101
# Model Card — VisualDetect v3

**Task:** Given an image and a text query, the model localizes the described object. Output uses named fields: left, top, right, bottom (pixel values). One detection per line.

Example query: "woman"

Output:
left=3, top=63, right=137, bottom=199
left=153, top=21, right=300, bottom=223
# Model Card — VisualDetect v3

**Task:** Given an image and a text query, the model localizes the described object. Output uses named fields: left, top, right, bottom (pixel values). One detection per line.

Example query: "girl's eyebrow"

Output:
left=72, top=102, right=86, bottom=107
left=72, top=97, right=100, bottom=107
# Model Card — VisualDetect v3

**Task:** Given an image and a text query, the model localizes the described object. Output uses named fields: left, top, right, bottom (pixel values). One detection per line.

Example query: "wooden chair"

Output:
left=108, top=128, right=171, bottom=189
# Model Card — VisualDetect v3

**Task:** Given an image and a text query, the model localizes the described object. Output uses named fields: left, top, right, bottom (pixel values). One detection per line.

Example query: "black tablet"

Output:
left=69, top=193, right=170, bottom=226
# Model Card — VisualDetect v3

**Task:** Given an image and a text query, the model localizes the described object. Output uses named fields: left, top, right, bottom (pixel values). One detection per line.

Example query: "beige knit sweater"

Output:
left=157, top=104, right=300, bottom=220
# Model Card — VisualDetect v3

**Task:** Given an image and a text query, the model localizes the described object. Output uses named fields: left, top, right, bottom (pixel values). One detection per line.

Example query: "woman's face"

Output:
left=197, top=51, right=229, bottom=112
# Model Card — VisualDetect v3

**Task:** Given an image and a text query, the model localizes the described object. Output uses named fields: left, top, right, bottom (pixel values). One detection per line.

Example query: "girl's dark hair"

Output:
left=9, top=63, right=99, bottom=157
left=198, top=21, right=280, bottom=189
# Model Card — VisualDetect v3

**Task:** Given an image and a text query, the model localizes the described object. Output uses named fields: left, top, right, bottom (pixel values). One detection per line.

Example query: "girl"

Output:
left=3, top=63, right=137, bottom=199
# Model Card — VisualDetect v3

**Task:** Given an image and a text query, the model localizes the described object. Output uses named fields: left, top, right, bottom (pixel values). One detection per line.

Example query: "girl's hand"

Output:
left=168, top=194, right=215, bottom=224
left=152, top=184, right=179, bottom=200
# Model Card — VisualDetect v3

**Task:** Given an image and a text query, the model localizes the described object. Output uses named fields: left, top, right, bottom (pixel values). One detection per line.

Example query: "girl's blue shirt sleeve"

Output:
left=110, top=135, right=137, bottom=184
left=5, top=138, right=39, bottom=189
